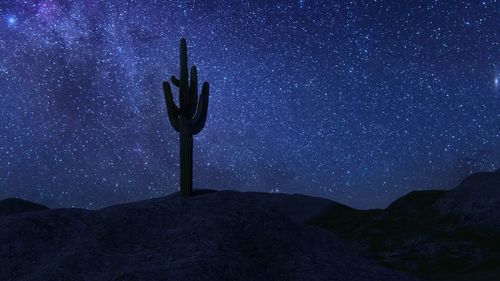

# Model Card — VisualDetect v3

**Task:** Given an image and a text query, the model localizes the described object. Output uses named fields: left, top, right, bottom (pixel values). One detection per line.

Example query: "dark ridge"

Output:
left=0, top=198, right=49, bottom=217
left=386, top=190, right=447, bottom=211
left=167, top=188, right=218, bottom=198
left=434, top=171, right=500, bottom=229
left=457, top=172, right=500, bottom=190
left=310, top=171, right=500, bottom=281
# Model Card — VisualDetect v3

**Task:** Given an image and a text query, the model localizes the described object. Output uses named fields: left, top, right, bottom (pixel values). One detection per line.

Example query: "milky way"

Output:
left=1, top=0, right=499, bottom=209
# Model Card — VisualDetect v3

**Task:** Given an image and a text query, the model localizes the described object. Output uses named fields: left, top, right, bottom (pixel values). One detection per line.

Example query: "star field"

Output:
left=0, top=0, right=499, bottom=209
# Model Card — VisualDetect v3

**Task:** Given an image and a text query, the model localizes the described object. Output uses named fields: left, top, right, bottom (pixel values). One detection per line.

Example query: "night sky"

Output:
left=1, top=0, right=499, bottom=209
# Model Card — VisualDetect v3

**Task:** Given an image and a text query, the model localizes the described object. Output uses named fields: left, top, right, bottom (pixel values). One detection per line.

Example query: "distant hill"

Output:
left=0, top=190, right=419, bottom=281
left=311, top=170, right=500, bottom=281
left=436, top=172, right=500, bottom=229
left=0, top=198, right=49, bottom=216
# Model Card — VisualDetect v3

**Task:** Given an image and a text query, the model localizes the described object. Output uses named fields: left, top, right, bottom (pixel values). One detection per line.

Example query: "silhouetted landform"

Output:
left=0, top=198, right=49, bottom=216
left=2, top=170, right=497, bottom=280
left=311, top=170, right=500, bottom=281
left=0, top=191, right=419, bottom=281
left=436, top=171, right=500, bottom=229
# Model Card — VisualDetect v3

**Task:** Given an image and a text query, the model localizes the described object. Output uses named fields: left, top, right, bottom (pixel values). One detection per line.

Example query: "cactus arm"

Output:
left=162, top=81, right=180, bottom=132
left=171, top=75, right=181, bottom=87
left=189, top=65, right=198, bottom=117
left=192, top=82, right=209, bottom=135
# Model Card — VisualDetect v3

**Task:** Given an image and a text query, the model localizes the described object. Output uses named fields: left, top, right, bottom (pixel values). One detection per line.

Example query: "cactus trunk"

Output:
left=180, top=120, right=193, bottom=197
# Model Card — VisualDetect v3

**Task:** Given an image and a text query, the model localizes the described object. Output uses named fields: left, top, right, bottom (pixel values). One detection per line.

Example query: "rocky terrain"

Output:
left=311, top=170, right=500, bottom=281
left=1, top=190, right=418, bottom=281
left=2, top=169, right=498, bottom=281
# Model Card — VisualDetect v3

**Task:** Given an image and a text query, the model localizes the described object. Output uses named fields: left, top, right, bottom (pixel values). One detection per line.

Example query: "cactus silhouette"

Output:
left=163, top=38, right=210, bottom=197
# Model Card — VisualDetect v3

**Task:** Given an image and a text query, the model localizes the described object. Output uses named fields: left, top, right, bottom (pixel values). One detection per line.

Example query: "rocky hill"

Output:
left=0, top=198, right=49, bottom=216
left=0, top=190, right=419, bottom=281
left=311, top=170, right=500, bottom=281
left=2, top=170, right=498, bottom=281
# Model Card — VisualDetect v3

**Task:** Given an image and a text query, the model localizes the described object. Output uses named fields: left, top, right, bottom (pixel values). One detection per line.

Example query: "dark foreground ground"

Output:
left=1, top=169, right=498, bottom=281
left=1, top=191, right=420, bottom=281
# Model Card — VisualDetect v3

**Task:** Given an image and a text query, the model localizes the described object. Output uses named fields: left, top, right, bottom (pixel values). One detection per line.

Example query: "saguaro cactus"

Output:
left=163, top=38, right=210, bottom=197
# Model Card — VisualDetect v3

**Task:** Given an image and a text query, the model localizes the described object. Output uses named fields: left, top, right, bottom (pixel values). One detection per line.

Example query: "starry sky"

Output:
left=0, top=0, right=499, bottom=209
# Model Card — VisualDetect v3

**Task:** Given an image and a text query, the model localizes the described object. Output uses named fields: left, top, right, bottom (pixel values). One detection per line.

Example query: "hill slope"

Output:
left=0, top=191, right=419, bottom=281
left=311, top=171, right=500, bottom=281
left=0, top=198, right=49, bottom=216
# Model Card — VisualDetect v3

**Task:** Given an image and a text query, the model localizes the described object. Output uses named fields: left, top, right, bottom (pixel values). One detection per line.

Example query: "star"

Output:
left=6, top=15, right=17, bottom=27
